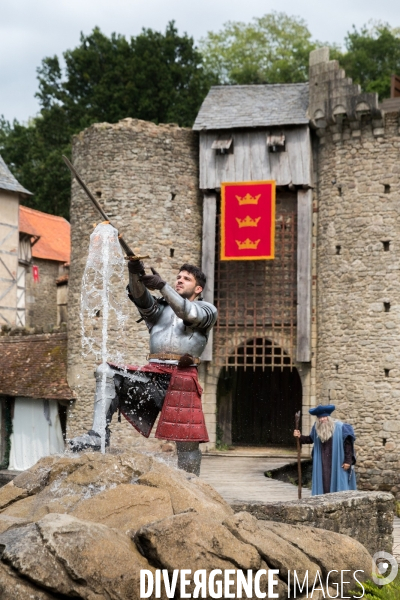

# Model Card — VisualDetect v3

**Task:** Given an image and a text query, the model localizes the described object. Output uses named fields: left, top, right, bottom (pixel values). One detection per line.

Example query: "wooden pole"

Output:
left=295, top=410, right=302, bottom=499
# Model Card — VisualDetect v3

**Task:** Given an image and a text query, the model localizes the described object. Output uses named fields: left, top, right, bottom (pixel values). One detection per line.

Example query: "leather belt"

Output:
left=148, top=353, right=201, bottom=365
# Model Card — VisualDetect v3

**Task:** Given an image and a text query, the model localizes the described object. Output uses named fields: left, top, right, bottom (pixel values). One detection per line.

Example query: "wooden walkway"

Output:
left=201, top=454, right=310, bottom=504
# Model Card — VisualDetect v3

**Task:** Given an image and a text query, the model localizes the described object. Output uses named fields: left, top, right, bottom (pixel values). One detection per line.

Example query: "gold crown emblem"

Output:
left=236, top=238, right=261, bottom=250
left=236, top=193, right=261, bottom=206
left=236, top=215, right=261, bottom=228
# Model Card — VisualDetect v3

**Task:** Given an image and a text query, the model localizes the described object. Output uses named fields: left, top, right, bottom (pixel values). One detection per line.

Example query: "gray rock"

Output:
left=264, top=521, right=372, bottom=588
left=0, top=561, right=55, bottom=600
left=135, top=512, right=282, bottom=599
left=0, top=451, right=375, bottom=599
left=0, top=513, right=164, bottom=600
left=224, top=512, right=319, bottom=593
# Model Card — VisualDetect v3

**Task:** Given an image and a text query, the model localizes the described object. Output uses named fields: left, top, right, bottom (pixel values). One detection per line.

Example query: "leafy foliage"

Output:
left=0, top=23, right=214, bottom=219
left=341, top=23, right=400, bottom=100
left=0, top=110, right=72, bottom=218
left=2, top=15, right=400, bottom=220
left=199, top=12, right=322, bottom=85
left=36, top=23, right=213, bottom=129
left=350, top=572, right=400, bottom=599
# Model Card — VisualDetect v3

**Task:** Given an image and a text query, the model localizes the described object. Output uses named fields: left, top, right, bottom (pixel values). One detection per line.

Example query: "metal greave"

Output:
left=92, top=363, right=118, bottom=433
left=176, top=441, right=202, bottom=476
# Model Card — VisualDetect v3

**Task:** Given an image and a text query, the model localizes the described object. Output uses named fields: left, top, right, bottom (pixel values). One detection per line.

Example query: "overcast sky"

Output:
left=1, top=0, right=399, bottom=124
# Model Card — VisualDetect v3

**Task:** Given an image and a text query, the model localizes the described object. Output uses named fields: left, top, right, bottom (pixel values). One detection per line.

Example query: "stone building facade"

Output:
left=0, top=164, right=72, bottom=471
left=67, top=51, right=400, bottom=495
left=25, top=258, right=59, bottom=329
left=19, top=206, right=70, bottom=332
left=67, top=119, right=203, bottom=445
left=310, top=49, right=400, bottom=494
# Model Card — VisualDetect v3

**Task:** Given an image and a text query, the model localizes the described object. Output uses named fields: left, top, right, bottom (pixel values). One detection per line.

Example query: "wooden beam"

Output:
left=391, top=74, right=400, bottom=98
left=296, top=189, right=312, bottom=362
left=201, top=191, right=217, bottom=361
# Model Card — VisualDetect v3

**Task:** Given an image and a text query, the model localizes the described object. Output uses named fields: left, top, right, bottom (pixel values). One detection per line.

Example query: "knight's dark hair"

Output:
left=179, top=263, right=206, bottom=290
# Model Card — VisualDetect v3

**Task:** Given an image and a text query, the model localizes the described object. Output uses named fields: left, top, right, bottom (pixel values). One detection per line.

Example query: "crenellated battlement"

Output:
left=308, top=47, right=385, bottom=135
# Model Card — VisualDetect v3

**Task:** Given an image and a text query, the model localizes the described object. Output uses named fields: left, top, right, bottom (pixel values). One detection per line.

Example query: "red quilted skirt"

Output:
left=123, top=362, right=209, bottom=443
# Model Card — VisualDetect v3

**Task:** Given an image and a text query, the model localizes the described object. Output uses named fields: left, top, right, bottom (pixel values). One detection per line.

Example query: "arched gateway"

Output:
left=217, top=339, right=302, bottom=447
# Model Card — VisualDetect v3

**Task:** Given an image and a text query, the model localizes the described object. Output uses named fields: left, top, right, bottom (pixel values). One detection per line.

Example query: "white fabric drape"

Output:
left=8, top=397, right=65, bottom=471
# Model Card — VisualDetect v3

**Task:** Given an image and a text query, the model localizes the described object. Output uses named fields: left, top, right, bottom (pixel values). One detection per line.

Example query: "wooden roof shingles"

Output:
left=0, top=333, right=74, bottom=401
left=0, top=155, right=32, bottom=196
left=193, top=83, right=309, bottom=131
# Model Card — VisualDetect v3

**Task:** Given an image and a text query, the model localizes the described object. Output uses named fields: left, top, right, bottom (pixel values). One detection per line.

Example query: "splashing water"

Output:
left=81, top=224, right=130, bottom=453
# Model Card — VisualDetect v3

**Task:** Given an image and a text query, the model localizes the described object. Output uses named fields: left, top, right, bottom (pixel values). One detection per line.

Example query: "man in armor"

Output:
left=70, top=261, right=217, bottom=475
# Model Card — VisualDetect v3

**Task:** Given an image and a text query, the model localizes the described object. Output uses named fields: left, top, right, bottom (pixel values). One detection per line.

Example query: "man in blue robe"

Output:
left=293, top=404, right=357, bottom=496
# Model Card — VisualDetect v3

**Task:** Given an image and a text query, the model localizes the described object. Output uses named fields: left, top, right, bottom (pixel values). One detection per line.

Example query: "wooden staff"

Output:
left=295, top=410, right=302, bottom=499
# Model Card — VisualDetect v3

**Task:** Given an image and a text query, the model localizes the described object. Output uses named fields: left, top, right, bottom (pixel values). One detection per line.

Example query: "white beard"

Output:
left=316, top=417, right=336, bottom=443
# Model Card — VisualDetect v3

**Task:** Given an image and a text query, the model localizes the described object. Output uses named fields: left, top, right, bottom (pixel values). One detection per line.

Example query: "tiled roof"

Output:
left=19, top=205, right=71, bottom=263
left=0, top=155, right=32, bottom=195
left=193, top=83, right=309, bottom=130
left=0, top=333, right=74, bottom=400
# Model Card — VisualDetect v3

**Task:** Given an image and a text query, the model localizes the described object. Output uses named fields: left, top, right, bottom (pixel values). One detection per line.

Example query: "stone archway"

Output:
left=217, top=338, right=302, bottom=447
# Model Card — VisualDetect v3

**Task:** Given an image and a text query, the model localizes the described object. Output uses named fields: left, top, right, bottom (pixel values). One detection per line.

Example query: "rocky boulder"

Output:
left=0, top=450, right=372, bottom=599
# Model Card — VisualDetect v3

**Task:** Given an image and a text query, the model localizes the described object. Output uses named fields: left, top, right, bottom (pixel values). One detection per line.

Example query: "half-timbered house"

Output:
left=0, top=158, right=73, bottom=471
left=0, top=155, right=32, bottom=328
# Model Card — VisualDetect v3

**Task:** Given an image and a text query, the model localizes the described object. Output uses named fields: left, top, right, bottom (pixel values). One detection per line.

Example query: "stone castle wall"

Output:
left=232, top=491, right=394, bottom=556
left=67, top=119, right=202, bottom=447
left=314, top=111, right=400, bottom=495
left=26, top=258, right=59, bottom=330
left=66, top=54, right=400, bottom=493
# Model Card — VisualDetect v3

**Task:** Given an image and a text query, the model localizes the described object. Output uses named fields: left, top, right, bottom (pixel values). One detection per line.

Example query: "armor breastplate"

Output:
left=149, top=304, right=209, bottom=357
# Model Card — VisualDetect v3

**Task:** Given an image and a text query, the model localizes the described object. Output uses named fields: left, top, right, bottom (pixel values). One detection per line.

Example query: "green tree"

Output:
left=0, top=22, right=213, bottom=218
left=36, top=23, right=211, bottom=129
left=0, top=108, right=72, bottom=218
left=341, top=22, right=400, bottom=100
left=199, top=12, right=320, bottom=85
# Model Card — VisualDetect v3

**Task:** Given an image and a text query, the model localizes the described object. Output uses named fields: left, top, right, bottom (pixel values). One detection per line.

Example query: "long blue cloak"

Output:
left=309, top=420, right=357, bottom=496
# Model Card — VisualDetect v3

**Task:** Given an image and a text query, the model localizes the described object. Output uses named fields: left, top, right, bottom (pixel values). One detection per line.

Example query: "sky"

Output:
left=1, top=0, right=400, bottom=124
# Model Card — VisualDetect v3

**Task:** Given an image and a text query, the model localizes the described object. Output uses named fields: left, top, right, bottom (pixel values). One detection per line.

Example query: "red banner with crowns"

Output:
left=221, top=181, right=276, bottom=260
